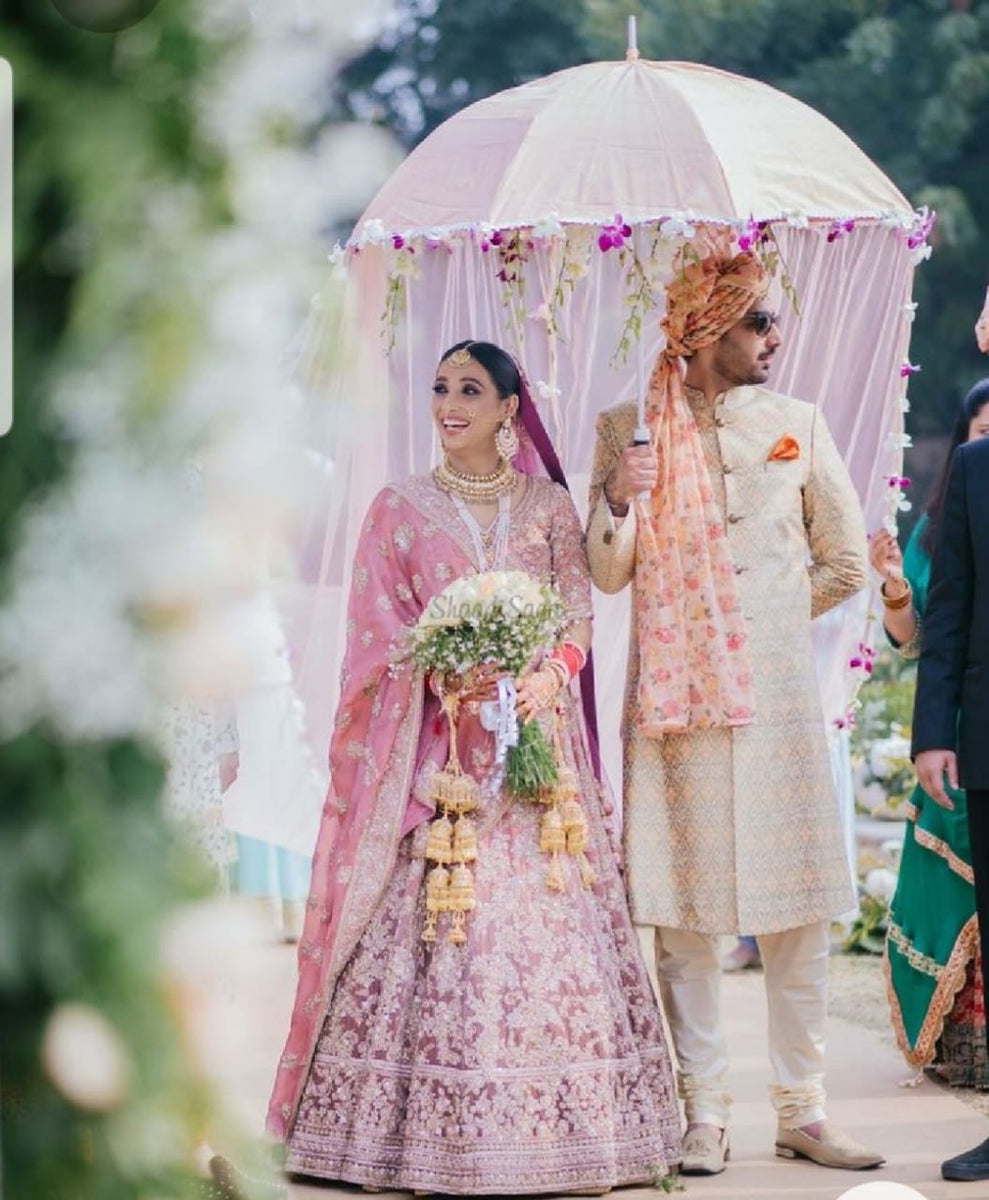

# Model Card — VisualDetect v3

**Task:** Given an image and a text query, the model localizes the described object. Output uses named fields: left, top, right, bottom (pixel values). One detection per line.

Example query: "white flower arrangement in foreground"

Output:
left=0, top=1, right=399, bottom=744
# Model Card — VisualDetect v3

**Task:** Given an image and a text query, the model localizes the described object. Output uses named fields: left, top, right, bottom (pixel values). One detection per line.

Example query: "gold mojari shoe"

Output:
left=680, top=1125, right=729, bottom=1175
left=775, top=1122, right=885, bottom=1169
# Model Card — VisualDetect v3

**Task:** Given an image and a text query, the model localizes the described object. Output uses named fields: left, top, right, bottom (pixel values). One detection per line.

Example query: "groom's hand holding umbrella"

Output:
left=603, top=443, right=658, bottom=516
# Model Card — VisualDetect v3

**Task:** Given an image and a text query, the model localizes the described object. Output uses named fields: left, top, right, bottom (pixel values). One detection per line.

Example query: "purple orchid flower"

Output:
left=827, top=218, right=856, bottom=243
left=598, top=214, right=632, bottom=252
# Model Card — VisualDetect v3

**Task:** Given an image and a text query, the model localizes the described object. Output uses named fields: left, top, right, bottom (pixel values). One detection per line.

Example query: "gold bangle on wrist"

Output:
left=543, top=659, right=570, bottom=692
left=880, top=580, right=912, bottom=611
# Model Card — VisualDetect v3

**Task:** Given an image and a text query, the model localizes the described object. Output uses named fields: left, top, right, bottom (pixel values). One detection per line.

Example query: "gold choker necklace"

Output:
left=434, top=456, right=515, bottom=502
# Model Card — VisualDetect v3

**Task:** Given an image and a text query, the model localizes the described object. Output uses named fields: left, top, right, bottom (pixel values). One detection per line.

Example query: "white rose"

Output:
left=864, top=867, right=898, bottom=903
left=869, top=734, right=911, bottom=780
left=858, top=781, right=890, bottom=815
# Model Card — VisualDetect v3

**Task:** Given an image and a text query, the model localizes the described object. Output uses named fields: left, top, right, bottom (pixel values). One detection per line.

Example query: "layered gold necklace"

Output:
left=434, top=455, right=516, bottom=502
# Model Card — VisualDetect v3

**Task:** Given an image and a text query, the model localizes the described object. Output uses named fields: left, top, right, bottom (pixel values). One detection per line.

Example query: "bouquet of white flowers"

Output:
left=402, top=571, right=590, bottom=946
left=408, top=569, right=566, bottom=800
left=409, top=569, right=565, bottom=679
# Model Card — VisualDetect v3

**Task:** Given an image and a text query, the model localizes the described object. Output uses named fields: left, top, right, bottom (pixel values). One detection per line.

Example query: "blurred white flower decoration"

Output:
left=0, top=0, right=402, bottom=750
left=43, top=1003, right=130, bottom=1112
left=159, top=898, right=272, bottom=1094
left=863, top=866, right=898, bottom=904
left=659, top=214, right=696, bottom=240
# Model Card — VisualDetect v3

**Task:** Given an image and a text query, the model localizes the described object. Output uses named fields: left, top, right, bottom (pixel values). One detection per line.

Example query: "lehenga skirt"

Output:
left=285, top=797, right=681, bottom=1195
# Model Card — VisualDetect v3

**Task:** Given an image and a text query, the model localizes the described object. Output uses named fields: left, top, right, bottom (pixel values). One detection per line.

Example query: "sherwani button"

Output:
left=603, top=530, right=614, bottom=546
left=723, top=464, right=733, bottom=474
left=734, top=565, right=747, bottom=574
left=728, top=513, right=742, bottom=524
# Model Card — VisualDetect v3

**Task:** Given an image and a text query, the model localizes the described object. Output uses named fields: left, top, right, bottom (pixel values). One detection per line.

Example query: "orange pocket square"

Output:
left=767, top=434, right=800, bottom=462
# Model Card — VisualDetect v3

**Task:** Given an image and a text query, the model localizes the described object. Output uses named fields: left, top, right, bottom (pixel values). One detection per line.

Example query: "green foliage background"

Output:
left=2, top=3, right=231, bottom=1195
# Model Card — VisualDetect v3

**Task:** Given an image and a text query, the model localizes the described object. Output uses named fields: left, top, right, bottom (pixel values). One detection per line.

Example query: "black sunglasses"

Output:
left=743, top=310, right=779, bottom=337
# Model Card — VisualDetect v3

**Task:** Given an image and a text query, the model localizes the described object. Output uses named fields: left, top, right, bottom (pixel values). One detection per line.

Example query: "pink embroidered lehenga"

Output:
left=268, top=472, right=680, bottom=1195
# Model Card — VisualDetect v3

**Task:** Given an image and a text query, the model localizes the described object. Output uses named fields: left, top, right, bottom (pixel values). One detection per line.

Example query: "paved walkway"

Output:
left=206, top=908, right=989, bottom=1200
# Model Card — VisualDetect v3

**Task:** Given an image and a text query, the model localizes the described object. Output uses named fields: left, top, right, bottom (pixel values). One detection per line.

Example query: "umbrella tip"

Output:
left=626, top=13, right=640, bottom=61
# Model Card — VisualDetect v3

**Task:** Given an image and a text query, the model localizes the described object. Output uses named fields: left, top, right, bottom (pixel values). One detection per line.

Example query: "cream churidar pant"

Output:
left=638, top=922, right=829, bottom=1128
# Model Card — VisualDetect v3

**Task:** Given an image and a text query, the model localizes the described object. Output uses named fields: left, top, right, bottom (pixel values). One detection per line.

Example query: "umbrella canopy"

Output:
left=282, top=55, right=931, bottom=836
left=355, top=58, right=910, bottom=239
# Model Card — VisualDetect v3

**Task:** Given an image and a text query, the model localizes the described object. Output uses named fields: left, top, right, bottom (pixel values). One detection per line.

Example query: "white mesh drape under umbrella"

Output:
left=284, top=52, right=931, bottom=857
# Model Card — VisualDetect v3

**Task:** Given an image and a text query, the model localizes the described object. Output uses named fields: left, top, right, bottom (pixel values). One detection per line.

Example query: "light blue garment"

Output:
left=233, top=835, right=311, bottom=939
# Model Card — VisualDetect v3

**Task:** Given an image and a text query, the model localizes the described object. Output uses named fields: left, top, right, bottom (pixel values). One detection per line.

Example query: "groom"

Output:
left=585, top=246, right=881, bottom=1174
left=913, top=435, right=989, bottom=1183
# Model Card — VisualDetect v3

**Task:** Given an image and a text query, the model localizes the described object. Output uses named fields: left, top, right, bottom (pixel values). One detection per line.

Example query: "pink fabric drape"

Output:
left=266, top=488, right=462, bottom=1139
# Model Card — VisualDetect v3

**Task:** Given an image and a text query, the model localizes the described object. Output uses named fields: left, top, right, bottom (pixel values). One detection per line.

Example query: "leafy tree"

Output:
left=335, top=0, right=590, bottom=146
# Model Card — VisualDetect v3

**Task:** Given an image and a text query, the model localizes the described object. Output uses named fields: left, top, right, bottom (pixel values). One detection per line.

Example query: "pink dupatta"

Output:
left=266, top=485, right=468, bottom=1138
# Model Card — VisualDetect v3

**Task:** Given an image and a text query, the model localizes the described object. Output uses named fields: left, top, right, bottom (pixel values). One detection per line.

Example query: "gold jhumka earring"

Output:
left=495, top=415, right=519, bottom=462
left=422, top=688, right=480, bottom=946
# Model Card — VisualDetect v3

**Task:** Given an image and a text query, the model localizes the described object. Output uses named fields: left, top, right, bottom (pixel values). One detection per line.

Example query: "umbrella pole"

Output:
left=635, top=333, right=649, bottom=444
left=633, top=330, right=650, bottom=506
left=626, top=14, right=640, bottom=63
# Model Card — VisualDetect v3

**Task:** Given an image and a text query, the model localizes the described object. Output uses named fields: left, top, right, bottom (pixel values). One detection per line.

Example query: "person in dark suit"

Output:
left=913, top=433, right=989, bottom=1183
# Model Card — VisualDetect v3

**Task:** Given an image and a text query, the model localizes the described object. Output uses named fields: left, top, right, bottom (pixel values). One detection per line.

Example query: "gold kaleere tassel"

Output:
left=421, top=689, right=482, bottom=944
left=429, top=692, right=480, bottom=815
left=553, top=763, right=579, bottom=804
left=452, top=814, right=478, bottom=862
left=423, top=864, right=451, bottom=943
left=540, top=806, right=566, bottom=892
left=425, top=813, right=454, bottom=864
left=562, top=797, right=597, bottom=888
left=446, top=863, right=476, bottom=945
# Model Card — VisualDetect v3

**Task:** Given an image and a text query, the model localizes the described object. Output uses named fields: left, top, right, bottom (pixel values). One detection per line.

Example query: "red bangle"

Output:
left=550, top=640, right=587, bottom=682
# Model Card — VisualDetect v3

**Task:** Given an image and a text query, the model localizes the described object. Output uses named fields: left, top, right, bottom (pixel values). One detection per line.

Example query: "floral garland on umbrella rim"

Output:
left=342, top=205, right=936, bottom=365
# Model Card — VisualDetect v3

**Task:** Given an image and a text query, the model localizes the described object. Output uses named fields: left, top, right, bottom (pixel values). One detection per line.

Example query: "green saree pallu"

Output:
left=885, top=516, right=988, bottom=1085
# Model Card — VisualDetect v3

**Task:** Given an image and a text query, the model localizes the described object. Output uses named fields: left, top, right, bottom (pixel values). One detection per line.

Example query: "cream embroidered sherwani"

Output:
left=588, top=387, right=865, bottom=936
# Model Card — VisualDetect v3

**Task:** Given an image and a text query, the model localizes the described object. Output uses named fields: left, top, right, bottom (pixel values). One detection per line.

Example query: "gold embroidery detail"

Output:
left=886, top=915, right=979, bottom=1068
left=913, top=825, right=975, bottom=884
left=887, top=920, right=943, bottom=979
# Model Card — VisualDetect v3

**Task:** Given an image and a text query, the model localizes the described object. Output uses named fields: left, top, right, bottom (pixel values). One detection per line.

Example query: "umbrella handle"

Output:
left=633, top=424, right=651, bottom=504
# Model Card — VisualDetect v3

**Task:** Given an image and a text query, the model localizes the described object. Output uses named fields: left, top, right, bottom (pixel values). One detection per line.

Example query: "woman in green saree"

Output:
left=871, top=378, right=989, bottom=1086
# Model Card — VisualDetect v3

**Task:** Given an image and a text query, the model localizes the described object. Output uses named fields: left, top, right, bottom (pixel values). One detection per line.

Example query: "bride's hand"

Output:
left=516, top=662, right=567, bottom=721
left=458, top=661, right=510, bottom=704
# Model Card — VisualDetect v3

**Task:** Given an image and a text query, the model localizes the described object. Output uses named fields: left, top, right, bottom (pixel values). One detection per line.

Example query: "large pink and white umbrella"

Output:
left=358, top=55, right=906, bottom=233
left=288, top=46, right=931, bottom=833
